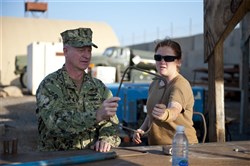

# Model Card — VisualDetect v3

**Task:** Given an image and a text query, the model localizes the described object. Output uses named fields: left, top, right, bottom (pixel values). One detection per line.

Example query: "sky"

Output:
left=1, top=0, right=204, bottom=46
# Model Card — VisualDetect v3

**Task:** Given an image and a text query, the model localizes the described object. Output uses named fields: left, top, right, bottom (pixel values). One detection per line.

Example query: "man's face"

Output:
left=64, top=45, right=92, bottom=71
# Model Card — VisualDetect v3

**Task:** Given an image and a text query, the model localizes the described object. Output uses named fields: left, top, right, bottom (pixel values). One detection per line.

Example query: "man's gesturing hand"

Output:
left=96, top=97, right=120, bottom=122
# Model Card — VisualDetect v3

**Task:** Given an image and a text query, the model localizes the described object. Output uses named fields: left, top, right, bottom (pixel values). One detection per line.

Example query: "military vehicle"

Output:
left=89, top=46, right=156, bottom=82
left=14, top=55, right=28, bottom=88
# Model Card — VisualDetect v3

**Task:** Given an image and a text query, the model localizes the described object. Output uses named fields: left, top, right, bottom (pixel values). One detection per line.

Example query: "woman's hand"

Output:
left=152, top=104, right=169, bottom=121
left=132, top=129, right=144, bottom=144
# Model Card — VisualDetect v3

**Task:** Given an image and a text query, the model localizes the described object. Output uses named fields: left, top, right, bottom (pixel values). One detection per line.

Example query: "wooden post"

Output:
left=208, top=44, right=225, bottom=142
left=240, top=13, right=250, bottom=133
left=204, top=0, right=250, bottom=142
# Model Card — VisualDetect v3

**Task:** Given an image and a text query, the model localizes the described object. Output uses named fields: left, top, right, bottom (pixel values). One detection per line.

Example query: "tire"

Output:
left=20, top=70, right=28, bottom=88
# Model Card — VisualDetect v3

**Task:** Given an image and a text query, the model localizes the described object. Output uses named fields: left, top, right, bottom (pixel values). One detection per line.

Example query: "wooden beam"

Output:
left=204, top=0, right=250, bottom=142
left=208, top=43, right=225, bottom=142
left=204, top=0, right=249, bottom=62
left=240, top=13, right=250, bottom=133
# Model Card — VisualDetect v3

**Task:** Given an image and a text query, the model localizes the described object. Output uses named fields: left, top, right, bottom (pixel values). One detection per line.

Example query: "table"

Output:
left=192, top=67, right=208, bottom=85
left=1, top=141, right=250, bottom=166
left=192, top=66, right=242, bottom=87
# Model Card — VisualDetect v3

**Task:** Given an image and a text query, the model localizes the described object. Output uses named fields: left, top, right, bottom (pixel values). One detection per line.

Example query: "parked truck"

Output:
left=89, top=46, right=156, bottom=82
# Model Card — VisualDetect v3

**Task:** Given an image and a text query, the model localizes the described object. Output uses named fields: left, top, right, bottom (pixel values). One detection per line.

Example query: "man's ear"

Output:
left=63, top=47, right=67, bottom=53
left=63, top=47, right=68, bottom=57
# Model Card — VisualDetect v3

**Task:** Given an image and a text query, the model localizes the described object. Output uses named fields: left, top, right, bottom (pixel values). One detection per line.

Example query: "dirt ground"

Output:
left=0, top=94, right=250, bottom=154
left=0, top=95, right=38, bottom=153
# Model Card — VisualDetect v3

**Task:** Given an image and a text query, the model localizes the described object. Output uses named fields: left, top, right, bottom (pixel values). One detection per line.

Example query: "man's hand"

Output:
left=152, top=104, right=169, bottom=121
left=96, top=97, right=120, bottom=122
left=91, top=140, right=112, bottom=152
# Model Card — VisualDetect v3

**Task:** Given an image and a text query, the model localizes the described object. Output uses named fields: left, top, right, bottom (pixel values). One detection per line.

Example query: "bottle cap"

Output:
left=176, top=125, right=185, bottom=132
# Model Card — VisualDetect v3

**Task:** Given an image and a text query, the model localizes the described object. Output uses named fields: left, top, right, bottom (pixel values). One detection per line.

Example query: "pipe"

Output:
left=3, top=151, right=117, bottom=166
left=113, top=66, right=168, bottom=135
left=193, top=111, right=207, bottom=143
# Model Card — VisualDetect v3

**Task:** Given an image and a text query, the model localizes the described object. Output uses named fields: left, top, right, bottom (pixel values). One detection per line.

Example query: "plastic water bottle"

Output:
left=172, top=125, right=189, bottom=166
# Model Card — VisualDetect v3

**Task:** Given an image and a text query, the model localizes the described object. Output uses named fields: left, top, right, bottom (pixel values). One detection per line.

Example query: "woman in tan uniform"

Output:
left=133, top=39, right=198, bottom=145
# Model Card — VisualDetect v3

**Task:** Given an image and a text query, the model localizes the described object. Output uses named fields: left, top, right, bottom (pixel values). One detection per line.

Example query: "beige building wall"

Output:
left=0, top=16, right=120, bottom=86
left=129, top=28, right=243, bottom=82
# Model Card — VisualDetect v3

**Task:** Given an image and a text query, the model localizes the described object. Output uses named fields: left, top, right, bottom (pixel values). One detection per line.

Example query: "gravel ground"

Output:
left=0, top=95, right=38, bottom=153
left=0, top=95, right=249, bottom=154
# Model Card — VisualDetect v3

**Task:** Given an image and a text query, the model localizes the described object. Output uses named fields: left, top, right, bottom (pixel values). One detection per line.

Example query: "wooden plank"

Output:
left=208, top=44, right=225, bottom=142
left=204, top=0, right=250, bottom=142
left=204, top=0, right=249, bottom=62
left=1, top=141, right=250, bottom=166
left=214, top=45, right=226, bottom=142
left=240, top=13, right=250, bottom=133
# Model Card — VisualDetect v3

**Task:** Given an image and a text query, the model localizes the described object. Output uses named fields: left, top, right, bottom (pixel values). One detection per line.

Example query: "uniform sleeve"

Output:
left=36, top=79, right=98, bottom=137
left=94, top=80, right=121, bottom=147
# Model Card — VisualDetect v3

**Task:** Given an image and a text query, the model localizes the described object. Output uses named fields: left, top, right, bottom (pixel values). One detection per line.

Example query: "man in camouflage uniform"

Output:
left=36, top=28, right=121, bottom=152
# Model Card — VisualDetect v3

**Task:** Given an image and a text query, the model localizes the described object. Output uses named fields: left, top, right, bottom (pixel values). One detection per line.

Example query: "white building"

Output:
left=0, top=16, right=120, bottom=86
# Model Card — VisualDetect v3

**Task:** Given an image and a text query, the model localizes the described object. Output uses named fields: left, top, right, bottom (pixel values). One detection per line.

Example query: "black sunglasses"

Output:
left=154, top=54, right=178, bottom=62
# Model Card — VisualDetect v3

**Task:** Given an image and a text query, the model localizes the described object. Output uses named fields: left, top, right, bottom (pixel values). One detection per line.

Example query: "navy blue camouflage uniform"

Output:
left=36, top=66, right=121, bottom=151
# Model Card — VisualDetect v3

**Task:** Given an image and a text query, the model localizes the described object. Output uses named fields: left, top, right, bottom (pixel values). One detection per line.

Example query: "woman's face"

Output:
left=155, top=46, right=179, bottom=78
